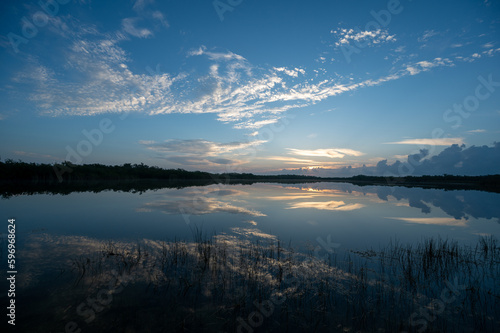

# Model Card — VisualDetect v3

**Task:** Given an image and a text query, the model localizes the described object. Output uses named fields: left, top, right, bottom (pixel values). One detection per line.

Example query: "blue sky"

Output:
left=0, top=0, right=499, bottom=176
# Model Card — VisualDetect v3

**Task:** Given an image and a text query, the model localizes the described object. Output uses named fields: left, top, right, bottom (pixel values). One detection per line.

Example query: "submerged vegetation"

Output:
left=20, top=233, right=499, bottom=332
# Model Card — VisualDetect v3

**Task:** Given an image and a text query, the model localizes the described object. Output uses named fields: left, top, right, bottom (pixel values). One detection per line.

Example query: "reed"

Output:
left=66, top=234, right=499, bottom=332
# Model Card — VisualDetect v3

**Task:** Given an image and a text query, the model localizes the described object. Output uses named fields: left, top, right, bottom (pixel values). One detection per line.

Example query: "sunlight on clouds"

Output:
left=261, top=156, right=316, bottom=164
left=287, top=148, right=364, bottom=158
left=385, top=138, right=464, bottom=145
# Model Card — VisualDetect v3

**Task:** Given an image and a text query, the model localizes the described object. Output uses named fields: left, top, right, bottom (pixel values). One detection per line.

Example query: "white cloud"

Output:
left=188, top=45, right=246, bottom=62
left=466, top=129, right=486, bottom=133
left=122, top=18, right=153, bottom=38
left=405, top=57, right=453, bottom=75
left=10, top=17, right=463, bottom=131
left=385, top=138, right=464, bottom=145
left=332, top=28, right=396, bottom=47
left=274, top=67, right=306, bottom=77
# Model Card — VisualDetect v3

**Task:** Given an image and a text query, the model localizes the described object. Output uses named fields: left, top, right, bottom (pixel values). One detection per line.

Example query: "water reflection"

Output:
left=387, top=217, right=468, bottom=227
left=8, top=228, right=499, bottom=332
left=136, top=187, right=266, bottom=217
left=286, top=200, right=365, bottom=211
left=283, top=183, right=500, bottom=223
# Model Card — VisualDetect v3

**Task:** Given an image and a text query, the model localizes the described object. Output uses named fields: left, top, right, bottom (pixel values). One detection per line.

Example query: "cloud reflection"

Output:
left=138, top=196, right=266, bottom=216
left=287, top=200, right=365, bottom=211
left=387, top=217, right=468, bottom=227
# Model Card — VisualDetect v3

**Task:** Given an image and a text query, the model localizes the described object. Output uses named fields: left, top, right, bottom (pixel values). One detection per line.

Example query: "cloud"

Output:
left=385, top=138, right=464, bottom=146
left=394, top=46, right=406, bottom=53
left=122, top=18, right=153, bottom=38
left=140, top=138, right=266, bottom=168
left=332, top=28, right=396, bottom=47
left=9, top=16, right=461, bottom=130
left=466, top=129, right=486, bottom=134
left=277, top=143, right=500, bottom=177
left=188, top=45, right=247, bottom=62
left=274, top=67, right=306, bottom=77
left=261, top=156, right=316, bottom=164
left=405, top=58, right=454, bottom=75
left=151, top=11, right=169, bottom=27
left=287, top=148, right=364, bottom=159
left=418, top=30, right=439, bottom=43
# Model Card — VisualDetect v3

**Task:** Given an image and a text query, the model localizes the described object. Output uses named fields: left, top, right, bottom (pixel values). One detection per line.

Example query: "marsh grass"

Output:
left=66, top=234, right=499, bottom=332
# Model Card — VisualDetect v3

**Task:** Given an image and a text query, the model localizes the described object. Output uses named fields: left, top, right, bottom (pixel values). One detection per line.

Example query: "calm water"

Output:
left=1, top=182, right=499, bottom=331
left=3, top=182, right=499, bottom=249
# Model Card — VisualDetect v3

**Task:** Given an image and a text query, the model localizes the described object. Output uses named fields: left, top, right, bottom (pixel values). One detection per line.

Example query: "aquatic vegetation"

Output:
left=61, top=233, right=499, bottom=332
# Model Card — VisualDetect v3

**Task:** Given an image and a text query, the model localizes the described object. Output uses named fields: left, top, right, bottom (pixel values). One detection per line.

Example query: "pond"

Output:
left=1, top=182, right=499, bottom=332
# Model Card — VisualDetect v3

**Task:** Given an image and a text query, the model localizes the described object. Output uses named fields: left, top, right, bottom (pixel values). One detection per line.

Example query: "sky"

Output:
left=0, top=0, right=499, bottom=176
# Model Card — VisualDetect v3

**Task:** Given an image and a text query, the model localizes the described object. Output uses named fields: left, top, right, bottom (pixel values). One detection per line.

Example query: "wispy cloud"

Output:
left=385, top=138, right=464, bottom=146
left=8, top=15, right=475, bottom=131
left=287, top=148, right=364, bottom=158
left=418, top=29, right=439, bottom=43
left=466, top=129, right=486, bottom=134
left=122, top=18, right=153, bottom=38
left=405, top=58, right=454, bottom=75
left=188, top=45, right=247, bottom=62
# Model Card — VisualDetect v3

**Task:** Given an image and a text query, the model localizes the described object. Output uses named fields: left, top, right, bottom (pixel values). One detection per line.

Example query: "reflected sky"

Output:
left=1, top=182, right=499, bottom=252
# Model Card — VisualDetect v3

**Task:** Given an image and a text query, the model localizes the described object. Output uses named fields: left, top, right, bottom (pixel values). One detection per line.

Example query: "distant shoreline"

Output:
left=1, top=160, right=499, bottom=196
